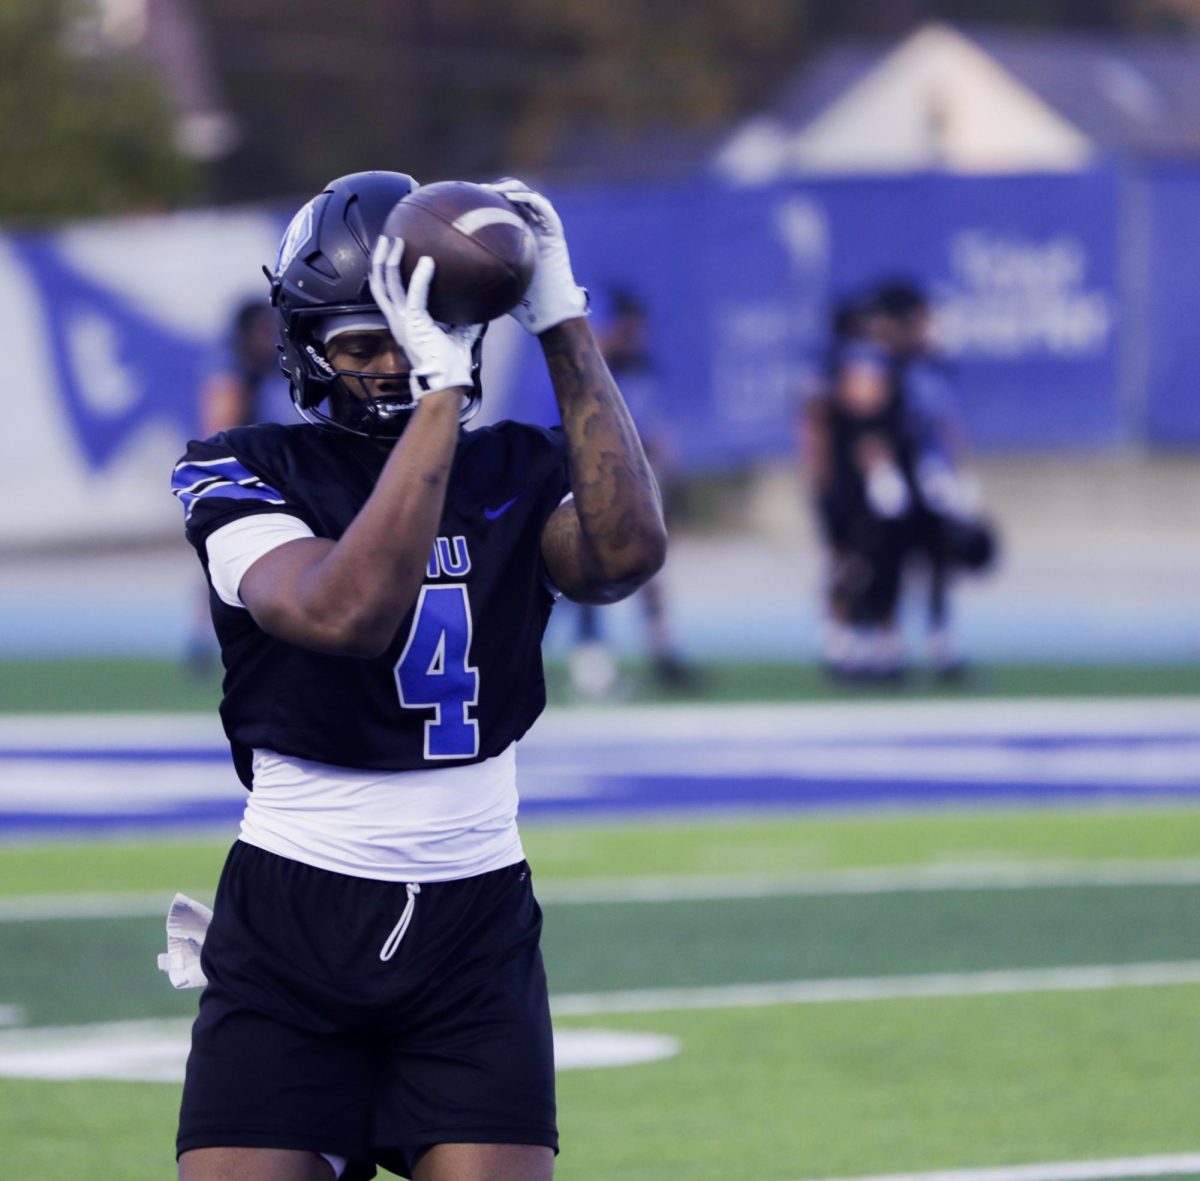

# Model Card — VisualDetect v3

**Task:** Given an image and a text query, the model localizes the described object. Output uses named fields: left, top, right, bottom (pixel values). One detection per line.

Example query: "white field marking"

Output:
left=0, top=891, right=176, bottom=922
left=2, top=697, right=1197, bottom=751
left=528, top=698, right=1200, bottom=744
left=521, top=739, right=1200, bottom=787
left=548, top=960, right=1200, bottom=1017
left=6, top=859, right=1200, bottom=920
left=536, top=860, right=1200, bottom=904
left=793, top=1152, right=1200, bottom=1181
left=3, top=699, right=1196, bottom=810
left=0, top=1019, right=676, bottom=1083
left=0, top=714, right=225, bottom=749
left=0, top=760, right=592, bottom=810
left=7, top=745, right=1197, bottom=813
left=0, top=1005, right=23, bottom=1027
left=0, top=760, right=237, bottom=810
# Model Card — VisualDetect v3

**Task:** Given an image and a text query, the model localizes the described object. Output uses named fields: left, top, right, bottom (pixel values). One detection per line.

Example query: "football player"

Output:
left=864, top=280, right=996, bottom=678
left=169, top=170, right=667, bottom=1181
left=805, top=294, right=912, bottom=680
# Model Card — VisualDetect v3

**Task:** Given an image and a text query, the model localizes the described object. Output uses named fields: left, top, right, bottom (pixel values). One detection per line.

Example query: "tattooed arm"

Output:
left=480, top=178, right=666, bottom=602
left=540, top=319, right=668, bottom=604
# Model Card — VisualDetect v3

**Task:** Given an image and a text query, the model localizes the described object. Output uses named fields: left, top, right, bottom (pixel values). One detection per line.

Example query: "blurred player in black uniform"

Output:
left=198, top=298, right=295, bottom=436
left=801, top=295, right=912, bottom=679
left=806, top=281, right=996, bottom=681
left=865, top=281, right=996, bottom=678
left=797, top=298, right=870, bottom=674
left=167, top=171, right=666, bottom=1181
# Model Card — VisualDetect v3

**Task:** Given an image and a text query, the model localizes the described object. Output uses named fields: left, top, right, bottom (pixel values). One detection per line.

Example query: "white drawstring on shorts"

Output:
left=379, top=883, right=421, bottom=962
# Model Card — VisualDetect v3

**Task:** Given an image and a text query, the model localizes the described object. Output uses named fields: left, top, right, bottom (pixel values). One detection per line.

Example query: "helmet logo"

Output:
left=276, top=199, right=315, bottom=273
left=304, top=344, right=335, bottom=376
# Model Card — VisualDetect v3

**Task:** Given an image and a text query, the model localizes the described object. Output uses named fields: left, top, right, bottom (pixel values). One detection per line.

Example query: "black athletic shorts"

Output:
left=177, top=842, right=557, bottom=1180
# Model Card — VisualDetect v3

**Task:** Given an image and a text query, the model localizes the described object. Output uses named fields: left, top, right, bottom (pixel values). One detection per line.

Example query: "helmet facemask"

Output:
left=279, top=307, right=484, bottom=439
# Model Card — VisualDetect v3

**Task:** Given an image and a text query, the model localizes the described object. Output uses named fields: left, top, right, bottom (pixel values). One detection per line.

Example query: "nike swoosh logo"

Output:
left=484, top=494, right=522, bottom=520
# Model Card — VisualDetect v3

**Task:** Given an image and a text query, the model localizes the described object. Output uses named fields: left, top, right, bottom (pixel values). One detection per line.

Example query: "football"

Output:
left=381, top=181, right=537, bottom=325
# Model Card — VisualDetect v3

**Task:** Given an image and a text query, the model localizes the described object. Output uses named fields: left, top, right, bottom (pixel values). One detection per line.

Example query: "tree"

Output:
left=0, top=0, right=196, bottom=223
left=193, top=0, right=816, bottom=198
left=194, top=0, right=1156, bottom=204
left=1135, top=0, right=1200, bottom=24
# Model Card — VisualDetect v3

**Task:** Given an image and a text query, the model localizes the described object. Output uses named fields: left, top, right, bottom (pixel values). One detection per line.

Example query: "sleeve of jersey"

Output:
left=534, top=426, right=572, bottom=599
left=171, top=435, right=304, bottom=551
left=539, top=425, right=571, bottom=509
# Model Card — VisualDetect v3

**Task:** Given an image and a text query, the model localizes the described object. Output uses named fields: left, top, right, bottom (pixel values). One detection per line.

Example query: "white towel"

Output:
left=156, top=892, right=213, bottom=990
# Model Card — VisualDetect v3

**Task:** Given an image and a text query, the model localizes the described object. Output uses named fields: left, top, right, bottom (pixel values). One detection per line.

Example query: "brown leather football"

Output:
left=381, top=181, right=537, bottom=325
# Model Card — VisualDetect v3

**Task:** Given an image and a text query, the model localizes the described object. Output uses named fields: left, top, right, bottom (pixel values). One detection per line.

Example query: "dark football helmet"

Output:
left=266, top=170, right=483, bottom=435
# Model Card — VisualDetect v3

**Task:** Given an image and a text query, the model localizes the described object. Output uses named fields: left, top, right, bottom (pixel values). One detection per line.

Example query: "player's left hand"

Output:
left=484, top=178, right=589, bottom=335
left=370, top=237, right=482, bottom=399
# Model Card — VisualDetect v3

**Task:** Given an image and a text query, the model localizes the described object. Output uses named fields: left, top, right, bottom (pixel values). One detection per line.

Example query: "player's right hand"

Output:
left=370, top=237, right=481, bottom=400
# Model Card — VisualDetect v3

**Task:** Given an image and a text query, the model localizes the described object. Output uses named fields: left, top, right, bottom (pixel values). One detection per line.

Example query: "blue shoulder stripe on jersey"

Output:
left=171, top=457, right=287, bottom=520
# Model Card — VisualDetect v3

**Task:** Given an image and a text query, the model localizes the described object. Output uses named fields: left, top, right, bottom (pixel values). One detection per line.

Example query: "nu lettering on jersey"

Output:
left=174, top=420, right=568, bottom=779
left=426, top=536, right=471, bottom=579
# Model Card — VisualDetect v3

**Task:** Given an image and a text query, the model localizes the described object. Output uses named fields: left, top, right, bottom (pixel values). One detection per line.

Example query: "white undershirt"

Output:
left=205, top=513, right=524, bottom=883
left=240, top=744, right=524, bottom=883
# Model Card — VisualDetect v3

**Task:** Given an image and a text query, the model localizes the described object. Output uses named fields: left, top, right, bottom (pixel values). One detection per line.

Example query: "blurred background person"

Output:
left=800, top=290, right=913, bottom=682
left=797, top=297, right=871, bottom=678
left=183, top=296, right=293, bottom=675
left=195, top=297, right=292, bottom=438
left=862, top=279, right=999, bottom=680
left=568, top=287, right=701, bottom=697
left=801, top=277, right=998, bottom=683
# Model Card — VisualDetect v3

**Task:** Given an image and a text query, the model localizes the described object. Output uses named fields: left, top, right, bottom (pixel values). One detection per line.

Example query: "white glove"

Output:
left=866, top=462, right=911, bottom=520
left=484, top=178, right=588, bottom=334
left=156, top=892, right=212, bottom=990
left=369, top=238, right=482, bottom=400
left=917, top=455, right=980, bottom=519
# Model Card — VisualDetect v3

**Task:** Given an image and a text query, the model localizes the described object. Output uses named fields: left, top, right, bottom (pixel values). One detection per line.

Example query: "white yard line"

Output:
left=4, top=860, right=1200, bottom=920
left=549, top=961, right=1200, bottom=1016
left=792, top=1152, right=1200, bottom=1181
left=537, top=861, right=1200, bottom=904
left=2, top=697, right=1198, bottom=749
left=0, top=891, right=172, bottom=921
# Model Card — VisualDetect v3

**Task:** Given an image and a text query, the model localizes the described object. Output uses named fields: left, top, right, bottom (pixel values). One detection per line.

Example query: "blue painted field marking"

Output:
left=0, top=700, right=1197, bottom=831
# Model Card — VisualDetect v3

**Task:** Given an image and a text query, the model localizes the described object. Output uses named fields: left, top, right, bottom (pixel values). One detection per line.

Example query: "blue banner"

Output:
left=500, top=170, right=1126, bottom=469
left=1143, top=164, right=1200, bottom=446
left=9, top=235, right=206, bottom=471
left=810, top=171, right=1124, bottom=453
left=0, top=165, right=1181, bottom=544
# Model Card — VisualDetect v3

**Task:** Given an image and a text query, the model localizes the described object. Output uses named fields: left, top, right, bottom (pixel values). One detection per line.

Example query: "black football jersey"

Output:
left=172, top=420, right=569, bottom=787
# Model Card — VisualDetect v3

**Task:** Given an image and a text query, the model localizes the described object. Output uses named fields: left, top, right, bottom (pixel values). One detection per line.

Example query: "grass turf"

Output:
left=1, top=660, right=1198, bottom=1179
left=5, top=808, right=1200, bottom=897
left=2, top=657, right=1199, bottom=714
left=3, top=881, right=1200, bottom=1026
left=2, top=981, right=1198, bottom=1181
left=2, top=817, right=1199, bottom=1181
left=554, top=987, right=1200, bottom=1180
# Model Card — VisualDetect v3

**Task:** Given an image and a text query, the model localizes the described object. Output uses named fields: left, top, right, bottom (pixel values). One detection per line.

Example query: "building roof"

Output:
left=970, top=26, right=1200, bottom=158
left=713, top=22, right=1200, bottom=183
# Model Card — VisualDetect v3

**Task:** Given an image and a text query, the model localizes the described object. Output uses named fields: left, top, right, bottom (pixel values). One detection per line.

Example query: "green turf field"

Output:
left=2, top=812, right=1199, bottom=1181
left=2, top=660, right=1197, bottom=1179
left=4, top=656, right=1200, bottom=713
